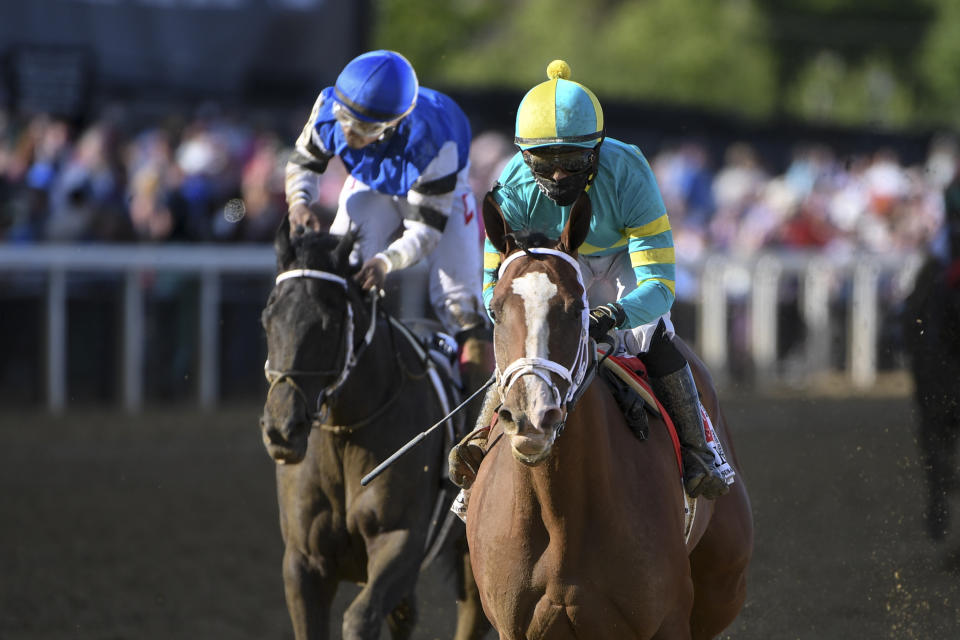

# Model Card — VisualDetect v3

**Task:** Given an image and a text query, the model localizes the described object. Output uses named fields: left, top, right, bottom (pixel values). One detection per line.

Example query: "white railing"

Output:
left=689, top=251, right=923, bottom=388
left=0, top=244, right=924, bottom=413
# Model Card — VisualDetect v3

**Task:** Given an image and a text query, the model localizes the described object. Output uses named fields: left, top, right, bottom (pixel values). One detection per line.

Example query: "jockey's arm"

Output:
left=378, top=200, right=445, bottom=272
left=613, top=150, right=677, bottom=329
left=616, top=223, right=676, bottom=329
left=377, top=141, right=462, bottom=272
left=481, top=236, right=500, bottom=319
left=285, top=93, right=334, bottom=230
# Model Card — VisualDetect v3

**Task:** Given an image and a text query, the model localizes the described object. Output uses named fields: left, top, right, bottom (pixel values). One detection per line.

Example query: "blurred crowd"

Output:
left=1, top=107, right=957, bottom=262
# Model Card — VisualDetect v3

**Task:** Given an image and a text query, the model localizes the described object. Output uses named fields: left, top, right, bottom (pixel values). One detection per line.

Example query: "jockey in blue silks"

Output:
left=284, top=50, right=493, bottom=426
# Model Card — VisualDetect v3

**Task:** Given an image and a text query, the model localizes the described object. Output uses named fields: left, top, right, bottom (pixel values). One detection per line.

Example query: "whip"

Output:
left=361, top=373, right=496, bottom=486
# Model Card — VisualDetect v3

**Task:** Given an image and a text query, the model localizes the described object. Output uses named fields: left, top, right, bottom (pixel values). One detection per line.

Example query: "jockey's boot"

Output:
left=458, top=332, right=495, bottom=436
left=650, top=364, right=729, bottom=499
left=448, top=331, right=497, bottom=490
left=448, top=421, right=492, bottom=490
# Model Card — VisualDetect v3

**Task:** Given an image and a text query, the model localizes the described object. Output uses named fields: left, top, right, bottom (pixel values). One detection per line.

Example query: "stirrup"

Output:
left=682, top=450, right=729, bottom=499
left=448, top=425, right=490, bottom=489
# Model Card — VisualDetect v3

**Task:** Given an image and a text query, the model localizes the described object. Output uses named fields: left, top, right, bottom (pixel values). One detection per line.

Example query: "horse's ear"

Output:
left=332, top=231, right=355, bottom=273
left=482, top=190, right=516, bottom=255
left=275, top=216, right=295, bottom=269
left=559, top=192, right=592, bottom=255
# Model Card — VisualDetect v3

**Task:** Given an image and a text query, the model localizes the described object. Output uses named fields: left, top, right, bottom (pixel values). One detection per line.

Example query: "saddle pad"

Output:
left=601, top=353, right=683, bottom=475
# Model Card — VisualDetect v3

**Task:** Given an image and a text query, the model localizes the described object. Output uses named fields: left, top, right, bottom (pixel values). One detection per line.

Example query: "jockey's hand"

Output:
left=355, top=255, right=390, bottom=292
left=288, top=203, right=321, bottom=235
left=588, top=302, right=626, bottom=342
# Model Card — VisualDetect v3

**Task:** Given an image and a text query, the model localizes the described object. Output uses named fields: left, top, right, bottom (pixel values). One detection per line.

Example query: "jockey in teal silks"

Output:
left=449, top=60, right=727, bottom=500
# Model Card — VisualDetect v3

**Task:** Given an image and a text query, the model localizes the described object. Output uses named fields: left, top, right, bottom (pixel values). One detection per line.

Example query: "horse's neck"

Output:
left=516, top=383, right=621, bottom=518
left=324, top=315, right=398, bottom=422
left=509, top=380, right=680, bottom=529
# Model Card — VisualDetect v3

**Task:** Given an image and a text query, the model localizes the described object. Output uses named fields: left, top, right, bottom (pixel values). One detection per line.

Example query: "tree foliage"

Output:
left=372, top=0, right=960, bottom=130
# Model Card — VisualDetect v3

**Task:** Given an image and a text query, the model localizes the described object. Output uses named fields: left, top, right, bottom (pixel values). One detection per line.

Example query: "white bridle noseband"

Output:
left=496, top=248, right=592, bottom=411
left=264, top=268, right=378, bottom=420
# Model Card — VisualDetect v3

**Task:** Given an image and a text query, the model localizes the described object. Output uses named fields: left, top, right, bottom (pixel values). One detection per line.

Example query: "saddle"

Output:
left=598, top=353, right=683, bottom=473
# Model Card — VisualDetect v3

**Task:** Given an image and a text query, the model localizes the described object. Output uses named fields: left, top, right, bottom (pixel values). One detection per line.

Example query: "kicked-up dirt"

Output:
left=1, top=392, right=958, bottom=639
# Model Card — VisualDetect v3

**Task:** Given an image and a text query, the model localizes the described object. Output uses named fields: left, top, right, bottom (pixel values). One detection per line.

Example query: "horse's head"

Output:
left=259, top=217, right=364, bottom=464
left=482, top=191, right=593, bottom=465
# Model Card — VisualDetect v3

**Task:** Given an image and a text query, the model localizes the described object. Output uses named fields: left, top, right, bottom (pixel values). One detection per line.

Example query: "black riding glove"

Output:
left=588, top=302, right=627, bottom=342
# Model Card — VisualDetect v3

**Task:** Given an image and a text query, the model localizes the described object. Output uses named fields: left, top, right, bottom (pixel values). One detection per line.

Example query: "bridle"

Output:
left=263, top=268, right=378, bottom=426
left=495, top=248, right=594, bottom=423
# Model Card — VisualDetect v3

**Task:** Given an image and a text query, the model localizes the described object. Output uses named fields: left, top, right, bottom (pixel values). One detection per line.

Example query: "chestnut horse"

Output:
left=259, top=219, right=488, bottom=639
left=466, top=194, right=753, bottom=639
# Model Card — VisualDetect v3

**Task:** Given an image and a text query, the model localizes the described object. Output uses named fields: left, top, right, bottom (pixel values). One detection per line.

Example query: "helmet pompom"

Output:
left=546, top=60, right=571, bottom=81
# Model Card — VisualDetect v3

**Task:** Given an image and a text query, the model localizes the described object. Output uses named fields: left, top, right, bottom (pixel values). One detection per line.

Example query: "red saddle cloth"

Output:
left=604, top=354, right=683, bottom=475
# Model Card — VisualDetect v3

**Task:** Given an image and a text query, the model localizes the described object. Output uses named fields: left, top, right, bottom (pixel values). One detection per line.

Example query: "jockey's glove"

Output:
left=588, top=302, right=626, bottom=342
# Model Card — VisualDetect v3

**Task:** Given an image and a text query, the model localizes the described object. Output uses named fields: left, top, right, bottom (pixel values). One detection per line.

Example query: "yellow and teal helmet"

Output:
left=514, top=60, right=604, bottom=151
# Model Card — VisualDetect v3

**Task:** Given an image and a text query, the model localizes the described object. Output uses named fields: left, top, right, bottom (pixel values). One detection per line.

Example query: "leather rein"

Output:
left=263, top=268, right=403, bottom=433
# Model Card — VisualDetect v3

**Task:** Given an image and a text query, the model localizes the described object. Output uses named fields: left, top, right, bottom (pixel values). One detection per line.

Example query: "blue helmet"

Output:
left=334, top=50, right=419, bottom=123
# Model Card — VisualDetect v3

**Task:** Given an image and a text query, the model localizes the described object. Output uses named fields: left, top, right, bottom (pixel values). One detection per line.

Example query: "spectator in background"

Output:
left=468, top=130, right=514, bottom=244
left=0, top=101, right=954, bottom=259
left=709, top=142, right=769, bottom=252
left=212, top=132, right=286, bottom=242
left=126, top=128, right=183, bottom=242
left=3, top=115, right=72, bottom=243
left=45, top=121, right=131, bottom=241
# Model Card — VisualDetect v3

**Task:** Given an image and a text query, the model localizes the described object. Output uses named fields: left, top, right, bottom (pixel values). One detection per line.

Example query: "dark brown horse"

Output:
left=259, top=219, right=488, bottom=639
left=466, top=195, right=753, bottom=639
left=901, top=254, right=960, bottom=540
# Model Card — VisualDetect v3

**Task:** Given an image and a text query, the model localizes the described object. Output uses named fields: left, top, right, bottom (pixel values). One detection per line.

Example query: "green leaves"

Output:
left=373, top=0, right=960, bottom=129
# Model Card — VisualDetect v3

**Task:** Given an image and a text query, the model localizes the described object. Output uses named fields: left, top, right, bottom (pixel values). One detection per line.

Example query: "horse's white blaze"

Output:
left=510, top=272, right=561, bottom=430
left=511, top=272, right=557, bottom=360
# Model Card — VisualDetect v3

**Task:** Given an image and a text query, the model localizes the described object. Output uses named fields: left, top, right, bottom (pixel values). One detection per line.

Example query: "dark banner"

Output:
left=0, top=0, right=365, bottom=117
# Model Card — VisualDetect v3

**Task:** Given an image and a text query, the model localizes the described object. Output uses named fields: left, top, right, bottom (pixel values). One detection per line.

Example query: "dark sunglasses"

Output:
left=523, top=147, right=596, bottom=176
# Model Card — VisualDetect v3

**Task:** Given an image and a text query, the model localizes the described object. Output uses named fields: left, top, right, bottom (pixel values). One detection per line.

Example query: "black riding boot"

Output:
left=448, top=328, right=496, bottom=490
left=651, top=364, right=728, bottom=499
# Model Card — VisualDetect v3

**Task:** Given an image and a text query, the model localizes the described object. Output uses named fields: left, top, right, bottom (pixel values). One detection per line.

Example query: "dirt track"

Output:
left=2, top=392, right=959, bottom=639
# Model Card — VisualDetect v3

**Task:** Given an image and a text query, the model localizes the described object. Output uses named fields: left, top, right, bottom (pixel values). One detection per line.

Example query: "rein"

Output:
left=496, top=248, right=594, bottom=422
left=264, top=267, right=382, bottom=430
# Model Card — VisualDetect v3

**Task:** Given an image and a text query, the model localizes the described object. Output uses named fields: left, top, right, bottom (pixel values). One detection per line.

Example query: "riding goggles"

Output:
left=332, top=102, right=393, bottom=138
left=523, top=147, right=596, bottom=177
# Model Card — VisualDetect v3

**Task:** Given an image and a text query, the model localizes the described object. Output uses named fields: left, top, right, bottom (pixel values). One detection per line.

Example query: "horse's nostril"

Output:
left=498, top=408, right=514, bottom=424
left=541, top=408, right=563, bottom=430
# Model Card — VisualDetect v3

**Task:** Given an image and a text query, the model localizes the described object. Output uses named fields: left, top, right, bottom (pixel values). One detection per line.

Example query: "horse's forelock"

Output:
left=290, top=231, right=355, bottom=275
left=510, top=230, right=556, bottom=252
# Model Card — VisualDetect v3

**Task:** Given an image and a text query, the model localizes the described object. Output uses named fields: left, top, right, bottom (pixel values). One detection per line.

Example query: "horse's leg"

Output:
left=454, top=535, right=491, bottom=640
left=341, top=529, right=421, bottom=640
left=916, top=392, right=954, bottom=540
left=276, top=459, right=339, bottom=640
left=687, top=485, right=752, bottom=640
left=649, top=604, right=694, bottom=640
left=387, top=596, right=417, bottom=639
left=282, top=545, right=338, bottom=640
